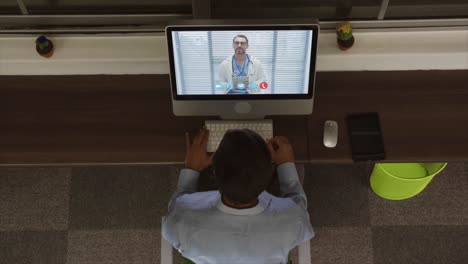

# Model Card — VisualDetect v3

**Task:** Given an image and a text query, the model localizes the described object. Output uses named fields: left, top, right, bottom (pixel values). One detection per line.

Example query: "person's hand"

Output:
left=267, top=136, right=295, bottom=165
left=185, top=127, right=213, bottom=172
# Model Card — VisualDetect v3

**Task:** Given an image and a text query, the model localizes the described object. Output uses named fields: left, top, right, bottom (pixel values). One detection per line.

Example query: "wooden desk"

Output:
left=0, top=75, right=308, bottom=164
left=309, top=71, right=468, bottom=163
left=1, top=71, right=467, bottom=165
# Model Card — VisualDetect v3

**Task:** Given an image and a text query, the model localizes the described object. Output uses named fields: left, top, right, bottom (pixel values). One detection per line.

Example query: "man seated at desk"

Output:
left=217, top=34, right=267, bottom=94
left=162, top=128, right=314, bottom=263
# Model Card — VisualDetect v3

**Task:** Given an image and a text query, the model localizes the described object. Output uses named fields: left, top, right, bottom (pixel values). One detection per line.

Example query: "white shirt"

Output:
left=216, top=55, right=268, bottom=94
left=162, top=162, right=314, bottom=264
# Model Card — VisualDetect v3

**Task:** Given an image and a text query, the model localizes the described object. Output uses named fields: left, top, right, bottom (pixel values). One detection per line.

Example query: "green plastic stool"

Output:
left=370, top=162, right=447, bottom=200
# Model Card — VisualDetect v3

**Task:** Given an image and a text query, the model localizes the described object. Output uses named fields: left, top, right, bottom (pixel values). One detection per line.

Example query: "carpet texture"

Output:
left=1, top=162, right=467, bottom=264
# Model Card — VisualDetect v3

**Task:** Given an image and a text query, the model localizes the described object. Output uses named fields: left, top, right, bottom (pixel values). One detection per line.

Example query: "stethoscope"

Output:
left=232, top=54, right=252, bottom=77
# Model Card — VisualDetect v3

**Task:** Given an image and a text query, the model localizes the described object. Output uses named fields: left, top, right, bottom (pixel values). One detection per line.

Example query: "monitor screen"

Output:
left=167, top=26, right=317, bottom=100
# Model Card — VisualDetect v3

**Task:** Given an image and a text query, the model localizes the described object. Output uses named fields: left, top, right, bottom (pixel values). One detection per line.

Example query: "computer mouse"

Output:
left=323, top=120, right=338, bottom=148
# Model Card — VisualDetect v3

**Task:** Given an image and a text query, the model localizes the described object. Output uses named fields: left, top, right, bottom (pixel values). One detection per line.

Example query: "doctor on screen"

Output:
left=216, top=35, right=267, bottom=94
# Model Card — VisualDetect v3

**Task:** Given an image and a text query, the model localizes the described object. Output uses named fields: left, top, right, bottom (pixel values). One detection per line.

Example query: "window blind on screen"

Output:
left=173, top=31, right=211, bottom=94
left=273, top=30, right=312, bottom=94
left=173, top=30, right=312, bottom=95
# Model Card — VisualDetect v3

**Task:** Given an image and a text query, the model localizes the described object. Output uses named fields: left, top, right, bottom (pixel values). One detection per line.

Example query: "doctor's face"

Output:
left=232, top=37, right=248, bottom=55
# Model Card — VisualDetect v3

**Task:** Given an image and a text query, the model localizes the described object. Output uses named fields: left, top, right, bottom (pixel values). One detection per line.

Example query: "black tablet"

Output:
left=347, top=113, right=386, bottom=161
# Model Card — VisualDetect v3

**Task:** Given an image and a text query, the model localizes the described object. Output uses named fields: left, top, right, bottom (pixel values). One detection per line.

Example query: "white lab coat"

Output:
left=216, top=55, right=267, bottom=94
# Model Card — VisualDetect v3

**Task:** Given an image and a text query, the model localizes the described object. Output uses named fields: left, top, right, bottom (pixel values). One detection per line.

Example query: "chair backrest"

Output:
left=161, top=216, right=173, bottom=264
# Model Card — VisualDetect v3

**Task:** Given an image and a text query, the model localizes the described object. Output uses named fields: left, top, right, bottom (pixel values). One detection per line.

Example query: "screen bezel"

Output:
left=166, top=24, right=319, bottom=101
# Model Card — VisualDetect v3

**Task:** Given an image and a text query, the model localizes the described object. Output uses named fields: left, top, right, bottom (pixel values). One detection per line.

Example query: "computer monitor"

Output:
left=166, top=20, right=319, bottom=119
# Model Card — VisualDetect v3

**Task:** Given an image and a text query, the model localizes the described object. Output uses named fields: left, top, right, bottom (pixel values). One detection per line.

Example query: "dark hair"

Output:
left=213, top=129, right=272, bottom=204
left=232, top=34, right=249, bottom=44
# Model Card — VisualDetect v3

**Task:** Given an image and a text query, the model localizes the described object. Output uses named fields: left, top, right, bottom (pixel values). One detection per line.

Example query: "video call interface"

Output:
left=171, top=30, right=313, bottom=96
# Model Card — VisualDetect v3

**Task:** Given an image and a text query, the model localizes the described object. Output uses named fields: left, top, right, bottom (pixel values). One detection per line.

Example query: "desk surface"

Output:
left=309, top=71, right=468, bottom=163
left=1, top=71, right=467, bottom=165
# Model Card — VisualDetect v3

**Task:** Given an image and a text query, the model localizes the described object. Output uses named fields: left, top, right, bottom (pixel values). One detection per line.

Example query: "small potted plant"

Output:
left=35, top=36, right=54, bottom=58
left=336, top=22, right=355, bottom=51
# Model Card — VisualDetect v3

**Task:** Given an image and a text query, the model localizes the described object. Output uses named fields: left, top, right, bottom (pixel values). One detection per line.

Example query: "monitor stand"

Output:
left=219, top=102, right=265, bottom=120
left=235, top=102, right=252, bottom=114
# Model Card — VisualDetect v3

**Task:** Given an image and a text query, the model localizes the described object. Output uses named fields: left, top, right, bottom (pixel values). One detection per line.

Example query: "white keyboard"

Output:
left=205, top=119, right=273, bottom=152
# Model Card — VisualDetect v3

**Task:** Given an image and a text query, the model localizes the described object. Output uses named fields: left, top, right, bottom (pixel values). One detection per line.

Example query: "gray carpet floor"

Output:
left=0, top=162, right=467, bottom=264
